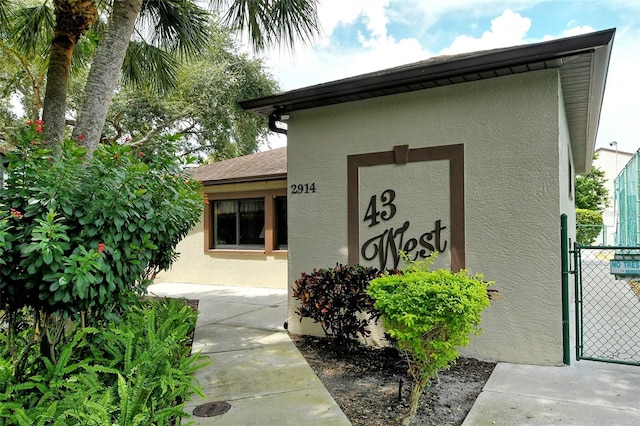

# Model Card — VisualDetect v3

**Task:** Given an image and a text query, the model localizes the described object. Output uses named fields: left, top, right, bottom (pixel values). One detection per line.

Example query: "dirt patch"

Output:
left=291, top=334, right=495, bottom=425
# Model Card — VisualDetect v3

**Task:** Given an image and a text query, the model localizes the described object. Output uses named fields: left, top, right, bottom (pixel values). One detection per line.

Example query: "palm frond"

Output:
left=138, top=0, right=210, bottom=58
left=270, top=0, right=319, bottom=49
left=121, top=41, right=179, bottom=94
left=71, top=28, right=101, bottom=76
left=212, top=0, right=270, bottom=50
left=211, top=0, right=319, bottom=51
left=10, top=4, right=55, bottom=56
left=0, top=0, right=10, bottom=33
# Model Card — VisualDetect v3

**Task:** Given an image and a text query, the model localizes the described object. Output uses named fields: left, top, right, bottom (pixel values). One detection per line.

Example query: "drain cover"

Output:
left=193, top=401, right=231, bottom=417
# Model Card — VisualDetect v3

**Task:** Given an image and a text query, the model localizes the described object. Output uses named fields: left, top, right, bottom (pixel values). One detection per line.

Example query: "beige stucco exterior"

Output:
left=154, top=180, right=288, bottom=288
left=286, top=69, right=576, bottom=365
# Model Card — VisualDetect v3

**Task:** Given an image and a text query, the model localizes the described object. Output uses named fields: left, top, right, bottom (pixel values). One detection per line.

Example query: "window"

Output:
left=275, top=196, right=287, bottom=250
left=205, top=188, right=287, bottom=253
left=214, top=199, right=265, bottom=249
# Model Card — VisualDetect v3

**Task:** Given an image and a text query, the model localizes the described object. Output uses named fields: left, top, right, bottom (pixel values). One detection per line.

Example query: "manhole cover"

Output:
left=193, top=401, right=231, bottom=417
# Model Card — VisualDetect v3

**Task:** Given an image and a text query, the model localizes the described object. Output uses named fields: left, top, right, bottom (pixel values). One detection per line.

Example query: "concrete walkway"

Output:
left=463, top=360, right=640, bottom=425
left=147, top=283, right=350, bottom=425
left=149, top=283, right=640, bottom=426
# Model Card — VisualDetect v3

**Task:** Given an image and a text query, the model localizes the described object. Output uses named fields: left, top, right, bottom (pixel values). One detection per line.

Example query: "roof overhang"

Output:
left=240, top=29, right=615, bottom=174
left=198, top=173, right=287, bottom=186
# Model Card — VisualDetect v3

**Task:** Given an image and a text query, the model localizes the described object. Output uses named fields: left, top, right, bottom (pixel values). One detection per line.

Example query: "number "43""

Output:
left=364, top=189, right=396, bottom=227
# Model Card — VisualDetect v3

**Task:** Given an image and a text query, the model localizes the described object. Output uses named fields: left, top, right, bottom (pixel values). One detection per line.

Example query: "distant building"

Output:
left=613, top=148, right=640, bottom=245
left=593, top=147, right=634, bottom=245
left=154, top=147, right=288, bottom=288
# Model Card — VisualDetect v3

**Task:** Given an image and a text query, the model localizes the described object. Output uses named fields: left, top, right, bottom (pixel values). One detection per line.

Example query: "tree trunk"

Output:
left=42, top=0, right=97, bottom=147
left=73, top=0, right=143, bottom=156
left=403, top=375, right=429, bottom=426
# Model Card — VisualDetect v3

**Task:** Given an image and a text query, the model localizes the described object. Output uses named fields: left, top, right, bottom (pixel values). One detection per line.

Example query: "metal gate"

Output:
left=571, top=244, right=640, bottom=365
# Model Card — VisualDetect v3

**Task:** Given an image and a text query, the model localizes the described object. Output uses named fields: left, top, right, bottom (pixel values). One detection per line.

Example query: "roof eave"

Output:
left=240, top=29, right=616, bottom=120
left=579, top=36, right=614, bottom=174
left=240, top=29, right=615, bottom=176
left=200, top=173, right=287, bottom=187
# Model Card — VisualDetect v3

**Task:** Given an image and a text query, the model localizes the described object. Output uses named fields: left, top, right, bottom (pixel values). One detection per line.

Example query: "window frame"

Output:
left=204, top=188, right=287, bottom=254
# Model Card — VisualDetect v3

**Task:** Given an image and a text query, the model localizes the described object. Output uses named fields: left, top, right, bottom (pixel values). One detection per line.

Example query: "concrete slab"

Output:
left=195, top=340, right=323, bottom=400
left=193, top=300, right=270, bottom=327
left=149, top=283, right=287, bottom=303
left=194, top=298, right=287, bottom=331
left=184, top=389, right=351, bottom=425
left=463, top=362, right=640, bottom=425
left=483, top=363, right=640, bottom=410
left=463, top=391, right=640, bottom=425
left=216, top=304, right=287, bottom=331
left=191, top=323, right=286, bottom=354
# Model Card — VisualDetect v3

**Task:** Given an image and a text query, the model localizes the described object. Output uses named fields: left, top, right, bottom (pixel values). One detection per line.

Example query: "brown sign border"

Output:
left=347, top=144, right=465, bottom=271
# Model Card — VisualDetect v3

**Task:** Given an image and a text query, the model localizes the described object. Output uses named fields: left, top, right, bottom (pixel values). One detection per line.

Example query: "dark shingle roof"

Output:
left=240, top=29, right=615, bottom=174
left=190, top=147, right=287, bottom=185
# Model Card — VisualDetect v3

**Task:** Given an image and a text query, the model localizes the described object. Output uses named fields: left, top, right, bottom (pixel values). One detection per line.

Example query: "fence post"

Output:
left=561, top=214, right=571, bottom=365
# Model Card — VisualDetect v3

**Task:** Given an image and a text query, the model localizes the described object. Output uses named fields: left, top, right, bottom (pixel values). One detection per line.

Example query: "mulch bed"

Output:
left=291, top=334, right=495, bottom=425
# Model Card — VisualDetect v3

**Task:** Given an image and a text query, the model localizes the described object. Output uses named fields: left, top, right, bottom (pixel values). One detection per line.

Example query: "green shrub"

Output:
left=292, top=264, right=397, bottom=343
left=0, top=121, right=203, bottom=362
left=367, top=257, right=493, bottom=425
left=576, top=208, right=603, bottom=245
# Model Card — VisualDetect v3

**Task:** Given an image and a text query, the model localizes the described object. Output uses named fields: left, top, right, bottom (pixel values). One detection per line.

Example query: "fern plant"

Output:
left=0, top=298, right=205, bottom=425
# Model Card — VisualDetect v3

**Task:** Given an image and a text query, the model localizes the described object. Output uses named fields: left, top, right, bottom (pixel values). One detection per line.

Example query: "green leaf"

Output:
left=42, top=247, right=53, bottom=265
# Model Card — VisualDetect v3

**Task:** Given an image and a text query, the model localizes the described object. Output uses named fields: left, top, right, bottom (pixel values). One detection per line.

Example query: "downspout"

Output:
left=269, top=114, right=288, bottom=135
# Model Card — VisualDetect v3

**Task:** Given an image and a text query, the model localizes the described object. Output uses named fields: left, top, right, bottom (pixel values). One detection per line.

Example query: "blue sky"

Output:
left=260, top=0, right=640, bottom=154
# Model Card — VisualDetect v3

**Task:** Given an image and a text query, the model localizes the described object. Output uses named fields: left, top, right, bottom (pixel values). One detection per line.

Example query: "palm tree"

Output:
left=35, top=0, right=320, bottom=153
left=41, top=0, right=98, bottom=145
left=0, top=1, right=55, bottom=123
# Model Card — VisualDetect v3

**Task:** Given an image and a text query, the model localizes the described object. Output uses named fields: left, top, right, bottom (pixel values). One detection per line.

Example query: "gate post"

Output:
left=561, top=214, right=571, bottom=365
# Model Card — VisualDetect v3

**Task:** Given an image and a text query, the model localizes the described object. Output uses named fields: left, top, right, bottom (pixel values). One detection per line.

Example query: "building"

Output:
left=238, top=29, right=615, bottom=366
left=154, top=147, right=288, bottom=288
left=592, top=146, right=634, bottom=245
left=613, top=148, right=640, bottom=246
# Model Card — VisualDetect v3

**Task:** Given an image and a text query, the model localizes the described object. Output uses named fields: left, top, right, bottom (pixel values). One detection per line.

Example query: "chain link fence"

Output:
left=615, top=150, right=639, bottom=246
left=575, top=246, right=640, bottom=365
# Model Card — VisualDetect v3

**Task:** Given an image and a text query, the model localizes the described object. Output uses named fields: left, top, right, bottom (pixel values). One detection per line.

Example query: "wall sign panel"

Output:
left=347, top=144, right=465, bottom=271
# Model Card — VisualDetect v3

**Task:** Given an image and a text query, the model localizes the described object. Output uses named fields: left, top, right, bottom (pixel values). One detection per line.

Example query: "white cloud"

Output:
left=314, top=0, right=390, bottom=47
left=263, top=0, right=430, bottom=90
left=541, top=25, right=595, bottom=41
left=595, top=27, right=640, bottom=154
left=265, top=35, right=429, bottom=91
left=440, top=9, right=531, bottom=54
left=264, top=6, right=537, bottom=91
left=257, top=2, right=640, bottom=153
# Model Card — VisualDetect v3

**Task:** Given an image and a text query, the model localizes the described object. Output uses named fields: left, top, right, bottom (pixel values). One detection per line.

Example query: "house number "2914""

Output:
left=290, top=183, right=317, bottom=194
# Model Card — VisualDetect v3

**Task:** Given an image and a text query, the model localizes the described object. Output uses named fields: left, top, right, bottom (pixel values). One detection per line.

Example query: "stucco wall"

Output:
left=154, top=180, right=288, bottom=289
left=287, top=69, right=568, bottom=365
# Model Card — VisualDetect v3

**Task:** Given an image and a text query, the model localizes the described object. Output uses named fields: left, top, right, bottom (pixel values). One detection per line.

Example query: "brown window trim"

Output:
left=347, top=144, right=465, bottom=271
left=204, top=189, right=287, bottom=255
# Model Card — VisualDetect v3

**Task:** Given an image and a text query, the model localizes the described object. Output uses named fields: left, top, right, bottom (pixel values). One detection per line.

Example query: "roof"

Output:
left=595, top=146, right=636, bottom=157
left=240, top=29, right=615, bottom=174
left=190, top=147, right=287, bottom=185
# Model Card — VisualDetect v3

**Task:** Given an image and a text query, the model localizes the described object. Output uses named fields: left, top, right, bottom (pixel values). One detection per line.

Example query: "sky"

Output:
left=257, top=0, right=640, bottom=154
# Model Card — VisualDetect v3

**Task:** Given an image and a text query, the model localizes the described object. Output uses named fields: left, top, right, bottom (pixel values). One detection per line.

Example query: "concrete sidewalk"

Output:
left=147, top=283, right=350, bottom=426
left=463, top=360, right=640, bottom=425
left=149, top=283, right=640, bottom=426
